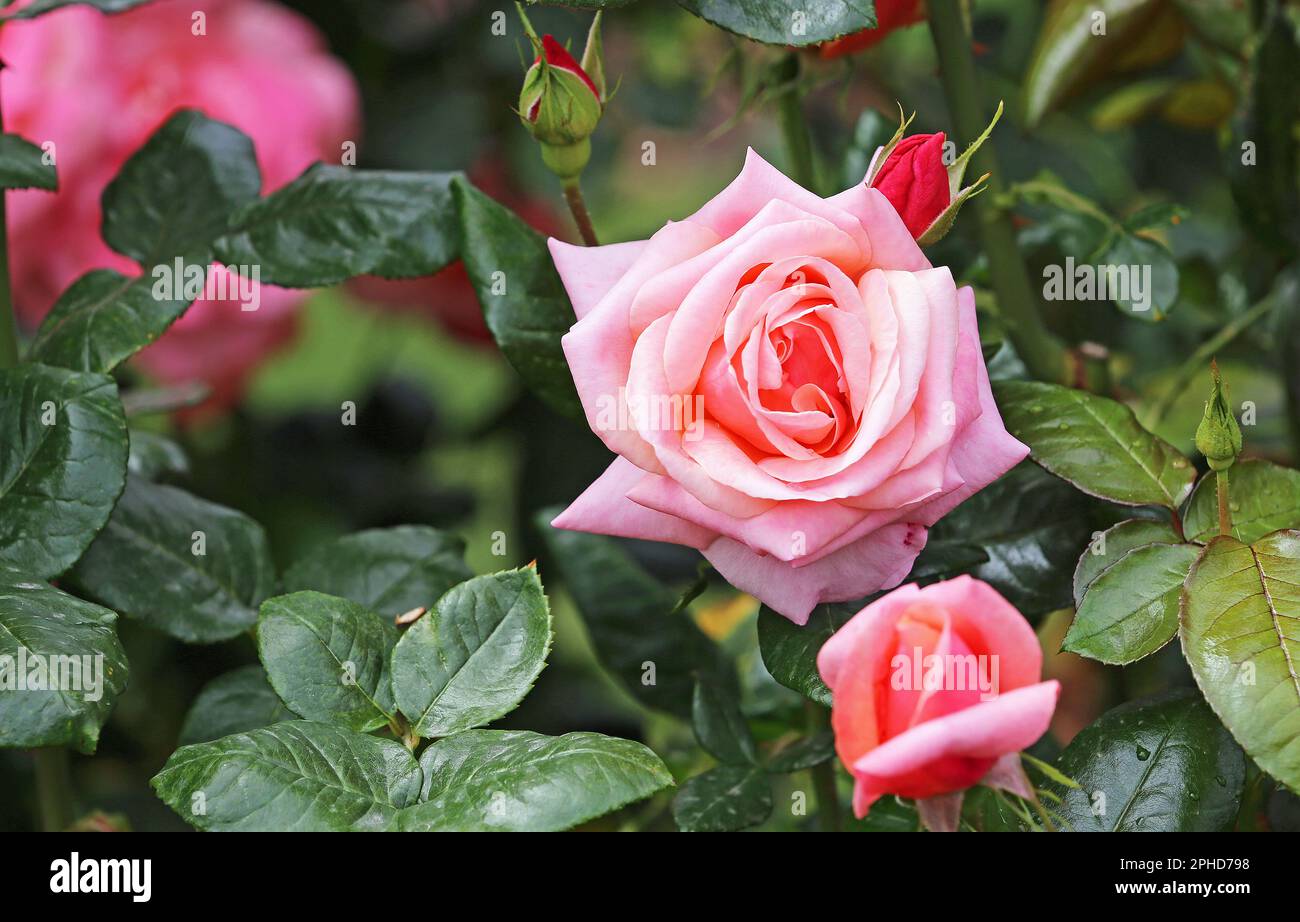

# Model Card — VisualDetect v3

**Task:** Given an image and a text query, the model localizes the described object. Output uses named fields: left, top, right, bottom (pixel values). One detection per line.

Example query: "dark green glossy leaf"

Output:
left=26, top=269, right=195, bottom=374
left=178, top=665, right=293, bottom=746
left=395, top=730, right=673, bottom=831
left=101, top=110, right=260, bottom=267
left=215, top=166, right=459, bottom=288
left=0, top=133, right=56, bottom=190
left=0, top=568, right=128, bottom=754
left=1181, top=531, right=1300, bottom=793
left=1064, top=542, right=1199, bottom=664
left=0, top=364, right=127, bottom=579
left=259, top=592, right=399, bottom=733
left=126, top=430, right=189, bottom=482
left=692, top=672, right=757, bottom=765
left=1050, top=690, right=1245, bottom=831
left=151, top=720, right=422, bottom=831
left=929, top=462, right=1099, bottom=616
left=908, top=539, right=989, bottom=583
left=1094, top=232, right=1178, bottom=322
left=1184, top=459, right=1300, bottom=544
left=68, top=477, right=275, bottom=643
left=994, top=381, right=1195, bottom=509
left=676, top=0, right=876, bottom=47
left=1072, top=518, right=1179, bottom=606
left=757, top=600, right=859, bottom=706
left=536, top=514, right=724, bottom=717
left=847, top=795, right=919, bottom=831
left=672, top=765, right=772, bottom=832
left=452, top=178, right=580, bottom=417
left=390, top=569, right=550, bottom=737
left=766, top=730, right=835, bottom=773
left=282, top=526, right=471, bottom=618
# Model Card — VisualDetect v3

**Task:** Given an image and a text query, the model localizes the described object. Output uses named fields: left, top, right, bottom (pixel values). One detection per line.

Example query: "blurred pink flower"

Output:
left=1, top=0, right=359, bottom=414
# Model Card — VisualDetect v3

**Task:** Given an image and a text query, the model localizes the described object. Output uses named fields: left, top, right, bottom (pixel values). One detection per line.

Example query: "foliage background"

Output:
left=2, top=0, right=1298, bottom=831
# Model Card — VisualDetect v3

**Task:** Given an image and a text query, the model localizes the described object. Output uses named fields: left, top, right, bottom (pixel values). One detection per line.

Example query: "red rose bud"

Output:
left=518, top=13, right=605, bottom=182
left=871, top=132, right=950, bottom=238
left=817, top=0, right=927, bottom=59
left=867, top=101, right=1003, bottom=246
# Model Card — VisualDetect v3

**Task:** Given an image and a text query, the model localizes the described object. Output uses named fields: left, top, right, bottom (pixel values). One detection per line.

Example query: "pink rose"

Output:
left=870, top=132, right=950, bottom=239
left=818, top=576, right=1059, bottom=829
left=1, top=0, right=358, bottom=414
left=548, top=149, right=1027, bottom=623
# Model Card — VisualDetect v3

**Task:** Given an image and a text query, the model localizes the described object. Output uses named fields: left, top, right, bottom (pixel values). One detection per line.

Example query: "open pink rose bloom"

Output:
left=818, top=576, right=1060, bottom=828
left=549, top=150, right=1028, bottom=623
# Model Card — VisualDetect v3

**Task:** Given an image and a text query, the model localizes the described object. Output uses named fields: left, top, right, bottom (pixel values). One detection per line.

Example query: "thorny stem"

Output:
left=1218, top=467, right=1233, bottom=538
left=805, top=702, right=841, bottom=831
left=33, top=747, right=74, bottom=832
left=926, top=0, right=1068, bottom=385
left=562, top=180, right=600, bottom=246
left=773, top=53, right=817, bottom=191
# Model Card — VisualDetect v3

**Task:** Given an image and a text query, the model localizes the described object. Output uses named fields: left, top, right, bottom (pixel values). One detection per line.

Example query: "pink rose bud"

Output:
left=817, top=576, right=1060, bottom=831
left=866, top=102, right=1004, bottom=246
left=518, top=13, right=605, bottom=181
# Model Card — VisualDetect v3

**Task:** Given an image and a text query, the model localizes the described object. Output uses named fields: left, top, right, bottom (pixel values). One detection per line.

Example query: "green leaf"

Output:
left=994, top=381, right=1195, bottom=509
left=929, top=461, right=1099, bottom=616
left=101, top=109, right=260, bottom=267
left=0, top=133, right=57, bottom=190
left=151, top=721, right=423, bottom=831
left=1064, top=542, right=1199, bottom=664
left=1094, top=232, right=1179, bottom=322
left=25, top=269, right=195, bottom=374
left=1181, top=531, right=1300, bottom=793
left=676, top=0, right=876, bottom=47
left=0, top=365, right=127, bottom=579
left=258, top=592, right=399, bottom=733
left=68, top=477, right=276, bottom=643
left=847, top=795, right=919, bottom=831
left=215, top=166, right=459, bottom=288
left=178, top=665, right=294, bottom=746
left=1072, top=518, right=1179, bottom=606
left=536, top=514, right=725, bottom=717
left=757, top=600, right=858, bottom=706
left=0, top=568, right=128, bottom=754
left=395, top=730, right=673, bottom=831
left=451, top=178, right=580, bottom=417
left=8, top=0, right=155, bottom=19
left=1049, top=690, right=1245, bottom=831
left=908, top=539, right=989, bottom=583
left=672, top=765, right=772, bottom=832
left=282, top=526, right=471, bottom=618
left=1184, top=459, right=1300, bottom=544
left=692, top=673, right=757, bottom=765
left=1022, top=0, right=1185, bottom=127
left=127, top=430, right=189, bottom=482
left=766, top=730, right=835, bottom=773
left=390, top=568, right=551, bottom=737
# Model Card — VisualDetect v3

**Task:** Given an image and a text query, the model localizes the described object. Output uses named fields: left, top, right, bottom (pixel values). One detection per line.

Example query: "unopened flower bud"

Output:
left=517, top=14, right=605, bottom=182
left=1195, top=362, right=1242, bottom=471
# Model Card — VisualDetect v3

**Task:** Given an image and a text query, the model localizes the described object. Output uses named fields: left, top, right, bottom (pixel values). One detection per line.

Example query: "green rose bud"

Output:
left=1195, top=362, right=1242, bottom=471
left=518, top=21, right=605, bottom=182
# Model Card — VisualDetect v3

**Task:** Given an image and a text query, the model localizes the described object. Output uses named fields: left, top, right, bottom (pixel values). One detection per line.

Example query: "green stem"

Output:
left=33, top=747, right=74, bottom=832
left=562, top=179, right=600, bottom=247
left=1144, top=295, right=1275, bottom=429
left=774, top=53, right=816, bottom=191
left=0, top=72, right=19, bottom=370
left=804, top=702, right=841, bottom=831
left=1217, top=467, right=1233, bottom=537
left=926, top=0, right=1067, bottom=384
